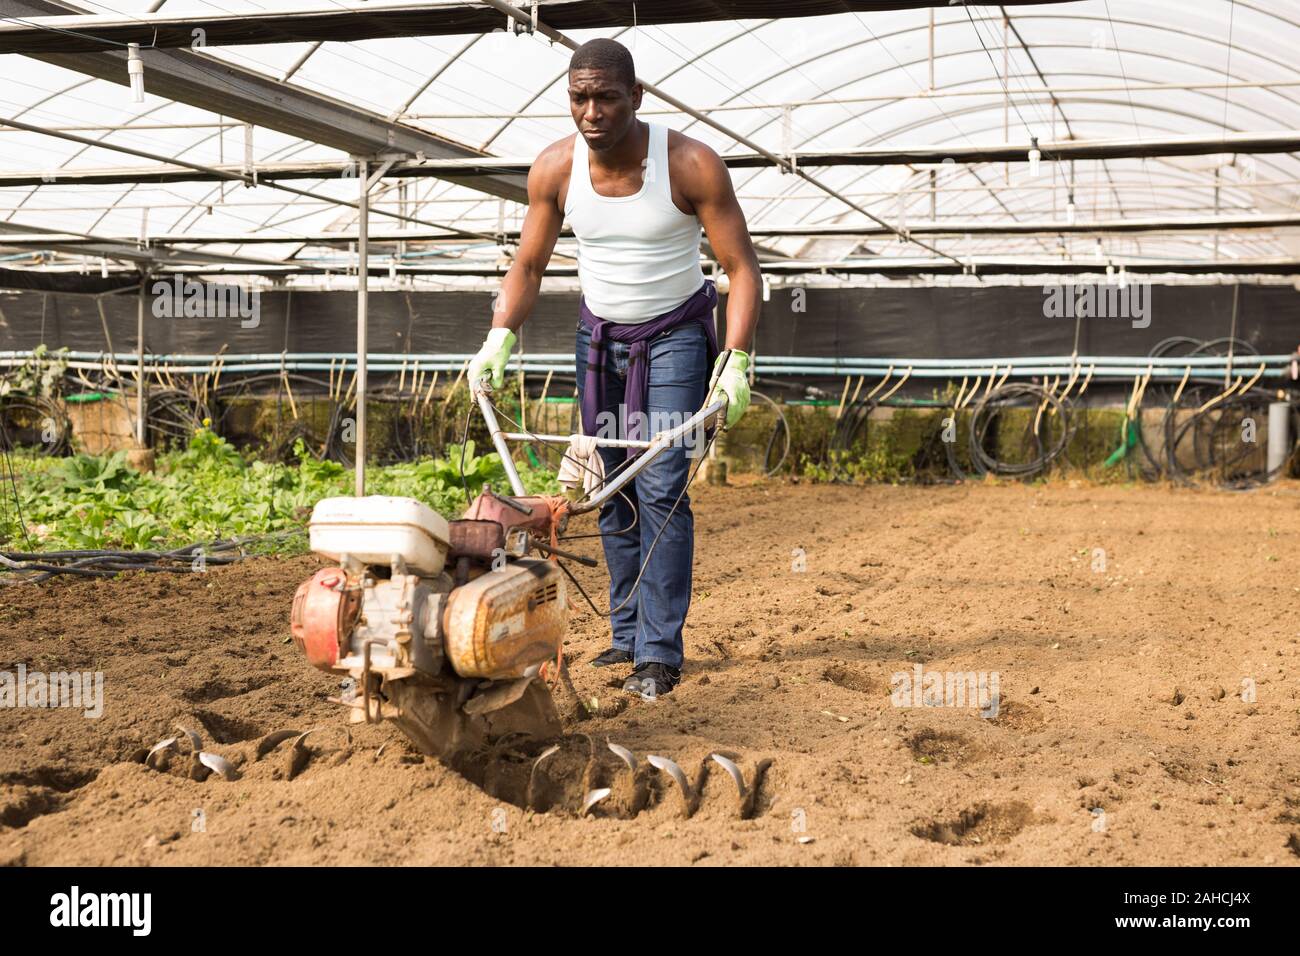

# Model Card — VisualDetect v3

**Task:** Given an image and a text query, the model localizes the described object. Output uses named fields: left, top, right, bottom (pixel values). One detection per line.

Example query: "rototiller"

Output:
left=290, top=373, right=727, bottom=758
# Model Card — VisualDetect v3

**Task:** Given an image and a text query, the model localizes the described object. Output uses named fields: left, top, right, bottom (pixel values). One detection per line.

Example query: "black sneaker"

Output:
left=623, top=662, right=681, bottom=699
left=590, top=648, right=634, bottom=667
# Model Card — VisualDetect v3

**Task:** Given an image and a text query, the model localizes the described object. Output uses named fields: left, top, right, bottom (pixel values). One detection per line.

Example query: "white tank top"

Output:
left=564, top=121, right=705, bottom=323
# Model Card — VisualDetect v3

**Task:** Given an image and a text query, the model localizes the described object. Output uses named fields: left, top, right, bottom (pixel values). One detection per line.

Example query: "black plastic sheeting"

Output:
left=4, top=284, right=1298, bottom=362
left=0, top=268, right=137, bottom=296
left=754, top=284, right=1300, bottom=359
left=0, top=1, right=1074, bottom=54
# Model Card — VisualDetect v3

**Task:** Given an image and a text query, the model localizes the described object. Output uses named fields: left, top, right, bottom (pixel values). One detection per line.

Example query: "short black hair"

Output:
left=568, top=38, right=636, bottom=89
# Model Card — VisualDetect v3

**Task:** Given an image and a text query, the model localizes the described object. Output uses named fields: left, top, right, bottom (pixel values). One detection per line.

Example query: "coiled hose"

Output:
left=964, top=383, right=1075, bottom=479
left=0, top=392, right=69, bottom=455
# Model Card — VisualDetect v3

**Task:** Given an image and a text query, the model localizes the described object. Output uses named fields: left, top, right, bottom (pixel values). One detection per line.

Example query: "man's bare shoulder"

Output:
left=666, top=129, right=729, bottom=195
left=530, top=135, right=576, bottom=190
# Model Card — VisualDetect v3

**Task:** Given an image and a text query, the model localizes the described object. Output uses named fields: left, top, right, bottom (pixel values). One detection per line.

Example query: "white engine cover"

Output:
left=309, top=495, right=450, bottom=576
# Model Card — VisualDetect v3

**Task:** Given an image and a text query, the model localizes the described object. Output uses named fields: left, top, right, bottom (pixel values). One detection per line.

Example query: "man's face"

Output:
left=568, top=68, right=642, bottom=152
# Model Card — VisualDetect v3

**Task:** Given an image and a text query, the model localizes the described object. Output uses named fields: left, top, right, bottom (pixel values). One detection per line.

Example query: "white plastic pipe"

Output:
left=1268, top=401, right=1292, bottom=474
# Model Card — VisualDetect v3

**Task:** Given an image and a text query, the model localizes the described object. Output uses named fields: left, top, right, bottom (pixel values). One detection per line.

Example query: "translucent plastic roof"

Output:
left=2, top=0, right=1300, bottom=282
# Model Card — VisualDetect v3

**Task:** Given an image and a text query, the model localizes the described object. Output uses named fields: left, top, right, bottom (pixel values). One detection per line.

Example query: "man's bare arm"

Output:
left=681, top=141, right=762, bottom=352
left=490, top=143, right=567, bottom=331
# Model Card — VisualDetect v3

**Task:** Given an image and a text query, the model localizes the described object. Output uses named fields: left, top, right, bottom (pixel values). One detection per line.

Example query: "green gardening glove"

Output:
left=467, top=327, right=516, bottom=391
left=709, top=349, right=751, bottom=430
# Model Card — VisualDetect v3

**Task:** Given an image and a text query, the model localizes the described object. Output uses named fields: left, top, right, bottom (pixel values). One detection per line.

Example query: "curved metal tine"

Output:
left=146, top=736, right=178, bottom=766
left=710, top=753, right=748, bottom=799
left=606, top=740, right=636, bottom=772
left=255, top=729, right=302, bottom=760
left=531, top=743, right=561, bottom=774
left=525, top=743, right=562, bottom=810
left=198, top=751, right=238, bottom=781
left=646, top=754, right=693, bottom=805
left=581, top=788, right=612, bottom=816
left=175, top=724, right=203, bottom=753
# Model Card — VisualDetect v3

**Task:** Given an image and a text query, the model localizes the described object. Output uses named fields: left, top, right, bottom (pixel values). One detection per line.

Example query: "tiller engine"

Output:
left=290, top=373, right=728, bottom=758
left=291, top=490, right=573, bottom=757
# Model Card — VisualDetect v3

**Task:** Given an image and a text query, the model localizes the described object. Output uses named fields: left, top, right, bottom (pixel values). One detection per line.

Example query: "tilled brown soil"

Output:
left=2, top=479, right=1299, bottom=866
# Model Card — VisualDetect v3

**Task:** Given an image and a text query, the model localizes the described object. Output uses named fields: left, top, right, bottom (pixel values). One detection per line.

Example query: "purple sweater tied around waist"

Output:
left=579, top=280, right=720, bottom=459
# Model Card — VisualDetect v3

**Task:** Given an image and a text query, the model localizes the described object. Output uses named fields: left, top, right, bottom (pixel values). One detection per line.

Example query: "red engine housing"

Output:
left=290, top=567, right=361, bottom=670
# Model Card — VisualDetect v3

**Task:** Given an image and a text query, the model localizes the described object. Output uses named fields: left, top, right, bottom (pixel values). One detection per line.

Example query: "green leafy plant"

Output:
left=1, top=426, right=559, bottom=555
left=0, top=345, right=68, bottom=398
left=54, top=451, right=138, bottom=494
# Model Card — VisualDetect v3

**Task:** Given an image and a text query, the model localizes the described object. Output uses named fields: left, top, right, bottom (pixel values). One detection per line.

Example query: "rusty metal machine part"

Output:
left=386, top=675, right=561, bottom=759
left=442, top=558, right=567, bottom=679
left=448, top=519, right=506, bottom=562
left=290, top=494, right=568, bottom=759
left=463, top=491, right=570, bottom=539
left=343, top=571, right=449, bottom=678
left=290, top=567, right=361, bottom=669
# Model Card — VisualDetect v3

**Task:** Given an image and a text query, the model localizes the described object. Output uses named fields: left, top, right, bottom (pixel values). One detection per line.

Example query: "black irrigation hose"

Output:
left=146, top=389, right=212, bottom=449
left=829, top=384, right=1074, bottom=483
left=1132, top=337, right=1264, bottom=481
left=1162, top=389, right=1300, bottom=489
left=749, top=391, right=790, bottom=476
left=324, top=400, right=356, bottom=467
left=825, top=395, right=877, bottom=482
left=942, top=406, right=969, bottom=481
left=0, top=531, right=305, bottom=585
left=0, top=393, right=70, bottom=455
left=763, top=413, right=789, bottom=475
left=966, top=383, right=1074, bottom=479
left=211, top=372, right=334, bottom=439
left=0, top=420, right=34, bottom=551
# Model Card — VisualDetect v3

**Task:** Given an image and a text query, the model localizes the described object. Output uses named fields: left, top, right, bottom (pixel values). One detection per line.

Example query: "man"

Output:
left=468, top=37, right=761, bottom=697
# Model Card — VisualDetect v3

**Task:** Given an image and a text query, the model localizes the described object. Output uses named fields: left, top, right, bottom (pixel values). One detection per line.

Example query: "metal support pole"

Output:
left=136, top=275, right=146, bottom=447
left=928, top=8, right=935, bottom=91
left=1213, top=167, right=1221, bottom=259
left=1003, top=13, right=1010, bottom=186
left=356, top=159, right=368, bottom=497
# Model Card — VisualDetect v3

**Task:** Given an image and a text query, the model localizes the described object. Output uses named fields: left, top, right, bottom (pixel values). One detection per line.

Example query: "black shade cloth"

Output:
left=2, top=284, right=1298, bottom=359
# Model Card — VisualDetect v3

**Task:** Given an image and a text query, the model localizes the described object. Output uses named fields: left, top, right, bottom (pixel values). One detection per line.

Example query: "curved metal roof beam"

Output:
left=677, top=19, right=1300, bottom=154
left=687, top=24, right=1300, bottom=235
left=731, top=51, right=1300, bottom=184
left=780, top=108, right=1300, bottom=240
left=808, top=96, right=1297, bottom=183
left=742, top=97, right=1300, bottom=233
left=827, top=159, right=1271, bottom=228
left=2, top=77, right=98, bottom=223
left=893, top=156, right=1293, bottom=227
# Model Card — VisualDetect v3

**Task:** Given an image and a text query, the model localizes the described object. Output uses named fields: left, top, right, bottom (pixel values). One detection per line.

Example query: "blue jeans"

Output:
left=574, top=319, right=709, bottom=669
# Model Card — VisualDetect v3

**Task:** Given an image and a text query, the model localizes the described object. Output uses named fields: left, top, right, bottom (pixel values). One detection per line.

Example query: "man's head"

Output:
left=568, top=38, right=642, bottom=151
